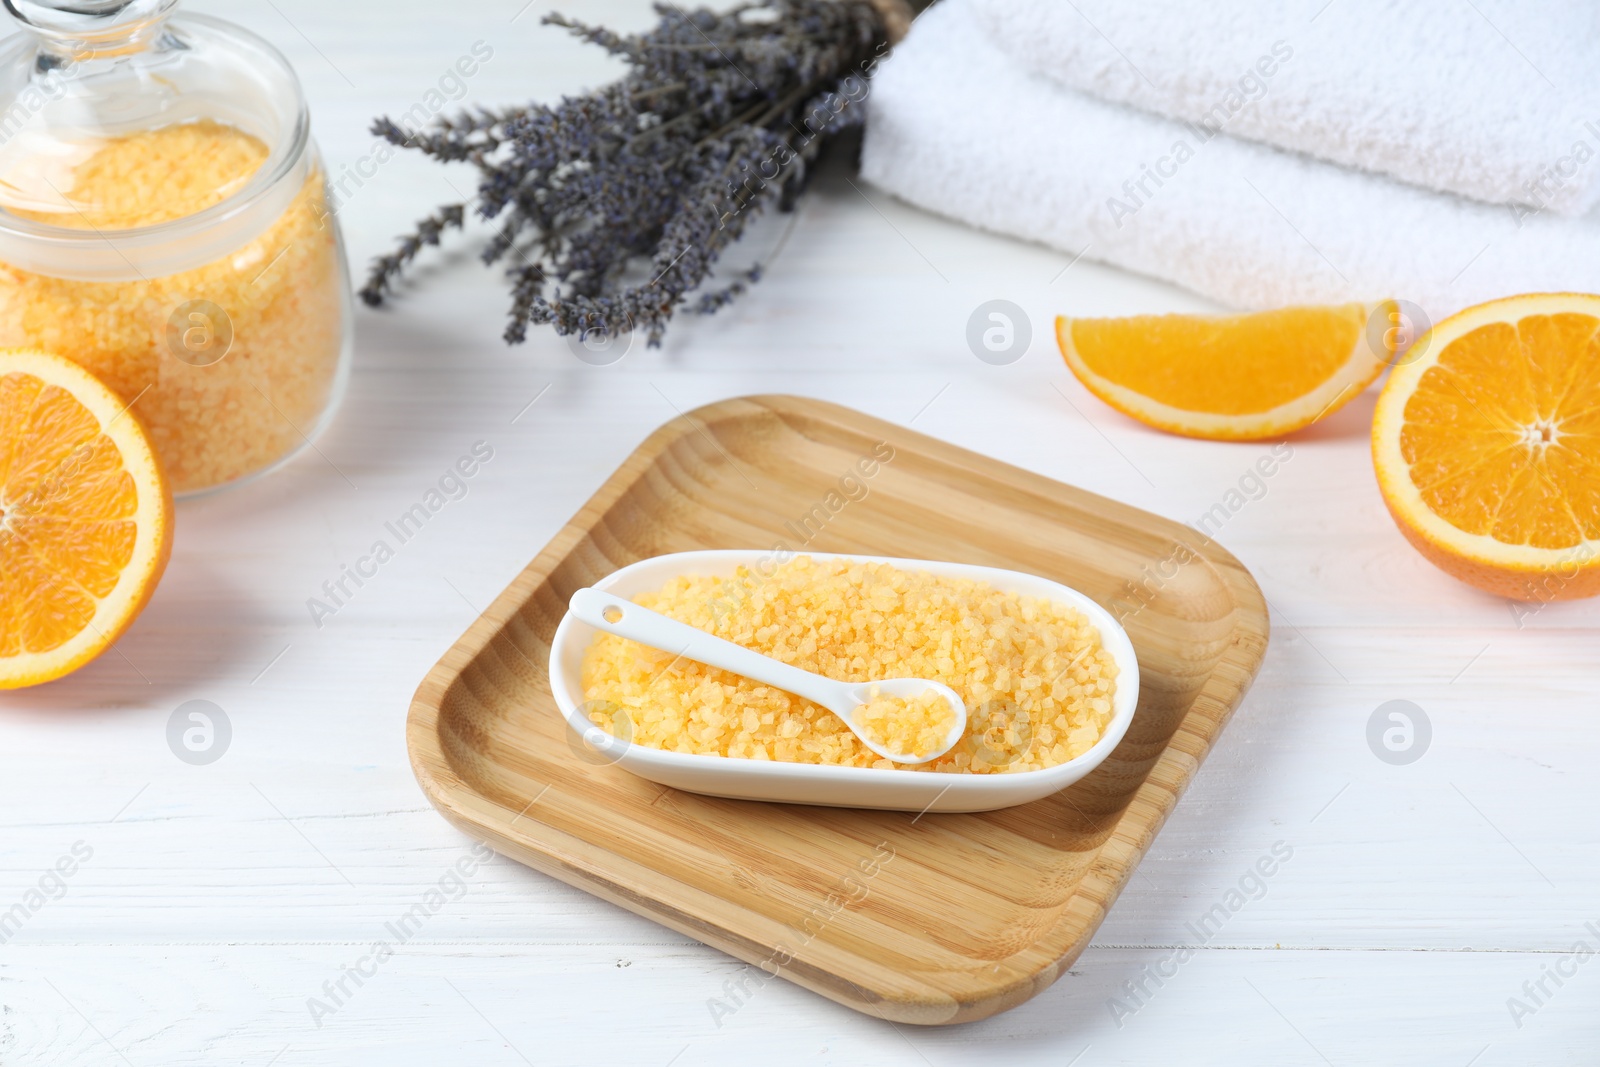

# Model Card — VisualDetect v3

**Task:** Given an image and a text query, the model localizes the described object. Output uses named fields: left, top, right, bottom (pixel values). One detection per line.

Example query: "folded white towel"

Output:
left=968, top=0, right=1600, bottom=217
left=859, top=0, right=1600, bottom=319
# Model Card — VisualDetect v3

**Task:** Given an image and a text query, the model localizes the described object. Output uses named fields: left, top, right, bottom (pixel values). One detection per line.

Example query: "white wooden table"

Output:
left=5, top=2, right=1598, bottom=1064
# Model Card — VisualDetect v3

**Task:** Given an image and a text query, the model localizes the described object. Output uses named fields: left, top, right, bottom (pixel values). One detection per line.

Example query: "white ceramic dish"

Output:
left=547, top=550, right=1140, bottom=813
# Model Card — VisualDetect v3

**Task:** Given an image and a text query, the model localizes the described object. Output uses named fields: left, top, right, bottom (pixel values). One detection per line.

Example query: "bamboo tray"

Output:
left=407, top=394, right=1269, bottom=1025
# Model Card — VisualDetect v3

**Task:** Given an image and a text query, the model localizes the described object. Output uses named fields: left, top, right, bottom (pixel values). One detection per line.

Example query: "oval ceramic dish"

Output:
left=548, top=550, right=1140, bottom=813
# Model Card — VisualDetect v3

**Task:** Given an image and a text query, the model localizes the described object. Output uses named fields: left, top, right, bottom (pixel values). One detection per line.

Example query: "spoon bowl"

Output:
left=840, top=678, right=968, bottom=765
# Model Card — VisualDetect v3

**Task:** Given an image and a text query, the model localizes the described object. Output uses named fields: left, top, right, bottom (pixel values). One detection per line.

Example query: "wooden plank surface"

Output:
left=1, top=0, right=1598, bottom=1063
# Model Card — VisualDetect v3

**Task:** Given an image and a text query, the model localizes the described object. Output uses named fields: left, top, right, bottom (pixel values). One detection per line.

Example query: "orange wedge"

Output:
left=0, top=350, right=173, bottom=688
left=1373, top=293, right=1600, bottom=601
left=1057, top=302, right=1396, bottom=440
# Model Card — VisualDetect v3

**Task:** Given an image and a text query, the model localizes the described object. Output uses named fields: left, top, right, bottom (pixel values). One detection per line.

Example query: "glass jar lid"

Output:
left=0, top=0, right=310, bottom=280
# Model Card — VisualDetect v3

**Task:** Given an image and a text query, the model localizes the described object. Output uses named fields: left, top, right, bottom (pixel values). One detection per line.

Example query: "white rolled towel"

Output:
left=968, top=0, right=1600, bottom=217
left=859, top=0, right=1600, bottom=319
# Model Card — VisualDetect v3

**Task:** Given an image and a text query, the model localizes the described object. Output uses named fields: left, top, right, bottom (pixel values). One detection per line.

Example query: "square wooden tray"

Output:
left=406, top=395, right=1269, bottom=1024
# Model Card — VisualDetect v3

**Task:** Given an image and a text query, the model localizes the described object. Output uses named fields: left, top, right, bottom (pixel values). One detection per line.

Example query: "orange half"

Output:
left=1373, top=293, right=1600, bottom=601
left=1057, top=302, right=1395, bottom=440
left=0, top=349, right=173, bottom=687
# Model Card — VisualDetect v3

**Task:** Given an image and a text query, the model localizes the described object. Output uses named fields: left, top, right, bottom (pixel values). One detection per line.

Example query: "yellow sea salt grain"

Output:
left=580, top=556, right=1119, bottom=774
left=0, top=120, right=344, bottom=493
left=10, top=122, right=267, bottom=230
left=853, top=686, right=956, bottom=759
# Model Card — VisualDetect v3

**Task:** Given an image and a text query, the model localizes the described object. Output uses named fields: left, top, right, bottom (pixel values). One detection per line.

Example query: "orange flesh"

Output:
left=1399, top=313, right=1600, bottom=550
left=0, top=370, right=138, bottom=655
left=1069, top=304, right=1368, bottom=415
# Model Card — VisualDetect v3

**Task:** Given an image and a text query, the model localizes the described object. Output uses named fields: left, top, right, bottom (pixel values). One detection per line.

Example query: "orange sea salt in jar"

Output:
left=0, top=0, right=351, bottom=495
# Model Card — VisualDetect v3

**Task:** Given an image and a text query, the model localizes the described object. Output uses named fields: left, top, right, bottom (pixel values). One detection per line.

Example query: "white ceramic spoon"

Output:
left=568, top=587, right=968, bottom=764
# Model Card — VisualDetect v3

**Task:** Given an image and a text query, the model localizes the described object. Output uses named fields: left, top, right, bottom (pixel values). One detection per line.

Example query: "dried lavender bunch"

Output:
left=361, top=0, right=890, bottom=347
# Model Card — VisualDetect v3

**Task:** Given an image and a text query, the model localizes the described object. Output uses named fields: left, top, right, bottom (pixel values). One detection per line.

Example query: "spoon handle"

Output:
left=568, top=588, right=849, bottom=711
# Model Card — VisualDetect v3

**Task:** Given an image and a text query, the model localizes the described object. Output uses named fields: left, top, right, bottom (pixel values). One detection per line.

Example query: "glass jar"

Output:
left=0, top=0, right=350, bottom=495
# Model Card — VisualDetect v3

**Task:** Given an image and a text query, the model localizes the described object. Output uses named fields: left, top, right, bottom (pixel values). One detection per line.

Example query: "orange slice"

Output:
left=0, top=349, right=173, bottom=688
left=1373, top=293, right=1600, bottom=601
left=1056, top=302, right=1395, bottom=440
